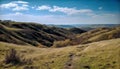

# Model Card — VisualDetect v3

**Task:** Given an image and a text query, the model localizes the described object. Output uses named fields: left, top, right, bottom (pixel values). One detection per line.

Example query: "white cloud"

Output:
left=0, top=1, right=29, bottom=11
left=49, top=6, right=75, bottom=14
left=98, top=7, right=103, bottom=10
left=14, top=12, right=23, bottom=15
left=77, top=9, right=92, bottom=13
left=36, top=5, right=51, bottom=10
left=32, top=7, right=35, bottom=9
left=12, top=1, right=28, bottom=4
left=12, top=6, right=29, bottom=11
left=36, top=5, right=93, bottom=15
left=0, top=3, right=17, bottom=9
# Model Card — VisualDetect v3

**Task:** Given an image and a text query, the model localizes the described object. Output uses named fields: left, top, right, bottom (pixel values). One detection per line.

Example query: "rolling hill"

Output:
left=0, top=20, right=86, bottom=47
left=69, top=26, right=120, bottom=45
left=0, top=20, right=120, bottom=69
left=0, top=20, right=120, bottom=48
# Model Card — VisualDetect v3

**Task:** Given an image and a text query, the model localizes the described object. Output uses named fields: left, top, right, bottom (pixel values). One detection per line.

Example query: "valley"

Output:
left=0, top=20, right=120, bottom=69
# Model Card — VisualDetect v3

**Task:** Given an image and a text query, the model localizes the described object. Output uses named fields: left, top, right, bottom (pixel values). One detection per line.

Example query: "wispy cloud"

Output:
left=12, top=6, right=28, bottom=11
left=0, top=1, right=29, bottom=11
left=14, top=12, right=23, bottom=15
left=12, top=1, right=28, bottom=4
left=1, top=12, right=119, bottom=24
left=0, top=1, right=119, bottom=24
left=0, top=3, right=17, bottom=9
left=36, top=5, right=93, bottom=15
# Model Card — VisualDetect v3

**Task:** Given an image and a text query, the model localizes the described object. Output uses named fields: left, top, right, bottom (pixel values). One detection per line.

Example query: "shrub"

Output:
left=53, top=39, right=71, bottom=47
left=5, top=48, right=21, bottom=64
left=4, top=48, right=32, bottom=65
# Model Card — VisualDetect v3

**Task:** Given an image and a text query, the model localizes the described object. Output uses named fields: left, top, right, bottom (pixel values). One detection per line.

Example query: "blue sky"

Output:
left=0, top=0, right=120, bottom=24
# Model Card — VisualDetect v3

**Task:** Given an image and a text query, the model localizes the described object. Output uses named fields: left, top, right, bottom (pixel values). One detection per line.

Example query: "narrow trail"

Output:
left=64, top=53, right=74, bottom=69
left=64, top=45, right=89, bottom=69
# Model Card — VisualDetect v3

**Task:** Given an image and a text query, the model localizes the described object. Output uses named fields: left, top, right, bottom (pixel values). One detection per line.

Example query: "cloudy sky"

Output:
left=0, top=0, right=120, bottom=25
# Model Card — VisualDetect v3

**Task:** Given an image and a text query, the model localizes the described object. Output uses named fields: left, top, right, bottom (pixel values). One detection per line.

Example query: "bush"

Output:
left=4, top=48, right=32, bottom=65
left=53, top=39, right=71, bottom=47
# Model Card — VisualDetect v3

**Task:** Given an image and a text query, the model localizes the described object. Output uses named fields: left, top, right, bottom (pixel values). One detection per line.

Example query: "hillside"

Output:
left=1, top=20, right=120, bottom=48
left=69, top=26, right=120, bottom=45
left=0, top=20, right=86, bottom=47
left=0, top=20, right=119, bottom=69
left=0, top=38, right=120, bottom=69
left=50, top=24, right=120, bottom=31
left=67, top=27, right=86, bottom=34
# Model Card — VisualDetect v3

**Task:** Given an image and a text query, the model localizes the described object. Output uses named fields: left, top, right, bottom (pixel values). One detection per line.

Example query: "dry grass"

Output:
left=4, top=48, right=32, bottom=65
left=0, top=38, right=120, bottom=69
left=52, top=39, right=71, bottom=47
left=71, top=26, right=120, bottom=46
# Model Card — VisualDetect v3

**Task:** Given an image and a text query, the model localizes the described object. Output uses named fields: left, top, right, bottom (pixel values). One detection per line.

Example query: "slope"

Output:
left=0, top=20, right=82, bottom=47
left=0, top=38, right=120, bottom=69
left=70, top=26, right=120, bottom=45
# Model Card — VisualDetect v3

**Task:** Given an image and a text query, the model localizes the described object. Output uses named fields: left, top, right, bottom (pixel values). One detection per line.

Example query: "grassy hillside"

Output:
left=0, top=20, right=84, bottom=47
left=52, top=26, right=120, bottom=47
left=0, top=38, right=120, bottom=69
left=1, top=20, right=120, bottom=48
left=69, top=27, right=120, bottom=45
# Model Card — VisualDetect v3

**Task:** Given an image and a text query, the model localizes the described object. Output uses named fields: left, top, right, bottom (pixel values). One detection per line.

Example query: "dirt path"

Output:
left=64, top=53, right=74, bottom=69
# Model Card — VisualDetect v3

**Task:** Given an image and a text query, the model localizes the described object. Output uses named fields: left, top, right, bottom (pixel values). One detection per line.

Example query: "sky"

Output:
left=0, top=0, right=120, bottom=25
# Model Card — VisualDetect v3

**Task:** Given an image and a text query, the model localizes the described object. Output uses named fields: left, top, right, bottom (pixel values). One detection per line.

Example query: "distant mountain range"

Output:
left=49, top=24, right=120, bottom=31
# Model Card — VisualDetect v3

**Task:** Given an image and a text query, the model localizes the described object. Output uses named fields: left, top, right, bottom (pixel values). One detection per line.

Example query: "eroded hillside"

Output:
left=0, top=20, right=85, bottom=47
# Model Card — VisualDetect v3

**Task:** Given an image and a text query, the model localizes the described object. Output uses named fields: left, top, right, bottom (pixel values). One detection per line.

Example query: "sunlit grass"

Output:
left=0, top=38, right=120, bottom=69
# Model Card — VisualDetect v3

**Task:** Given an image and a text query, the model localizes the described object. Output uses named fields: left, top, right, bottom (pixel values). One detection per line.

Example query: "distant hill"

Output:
left=70, top=26, right=120, bottom=45
left=67, top=27, right=86, bottom=34
left=0, top=20, right=86, bottom=47
left=51, top=24, right=120, bottom=31
left=49, top=24, right=75, bottom=28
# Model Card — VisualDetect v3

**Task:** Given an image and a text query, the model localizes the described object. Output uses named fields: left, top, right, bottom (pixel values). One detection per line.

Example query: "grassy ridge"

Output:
left=70, top=27, right=120, bottom=45
left=52, top=27, right=120, bottom=47
left=1, top=20, right=120, bottom=48
left=0, top=20, right=81, bottom=47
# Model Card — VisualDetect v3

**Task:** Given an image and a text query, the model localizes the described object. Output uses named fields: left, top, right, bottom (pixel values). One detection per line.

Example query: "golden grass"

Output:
left=0, top=38, right=120, bottom=69
left=52, top=39, right=71, bottom=47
